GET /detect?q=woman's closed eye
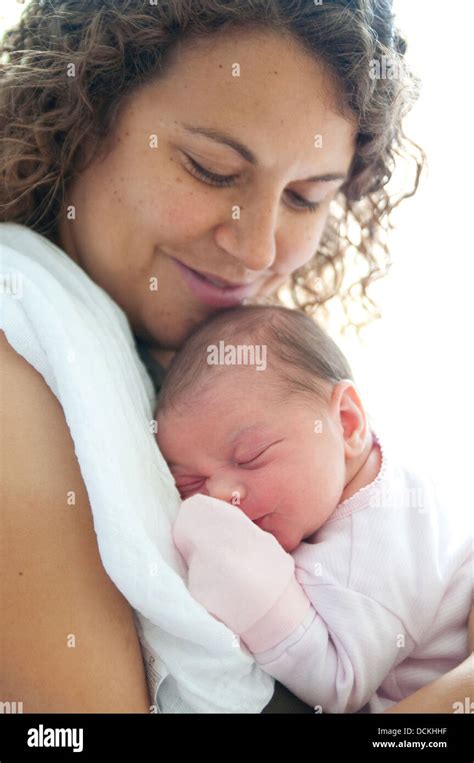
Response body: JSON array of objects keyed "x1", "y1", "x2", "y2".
[
  {"x1": 182, "y1": 153, "x2": 237, "y2": 188},
  {"x1": 181, "y1": 153, "x2": 322, "y2": 213}
]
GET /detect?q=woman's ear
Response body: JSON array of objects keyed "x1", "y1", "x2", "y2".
[{"x1": 329, "y1": 380, "x2": 368, "y2": 459}]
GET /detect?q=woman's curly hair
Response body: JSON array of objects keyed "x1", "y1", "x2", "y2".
[{"x1": 0, "y1": 0, "x2": 425, "y2": 329}]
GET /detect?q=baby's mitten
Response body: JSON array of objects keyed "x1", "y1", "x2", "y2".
[{"x1": 172, "y1": 494, "x2": 310, "y2": 651}]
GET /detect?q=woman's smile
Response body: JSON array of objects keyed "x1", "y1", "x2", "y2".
[{"x1": 171, "y1": 257, "x2": 257, "y2": 308}]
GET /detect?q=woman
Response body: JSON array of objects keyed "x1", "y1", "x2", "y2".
[{"x1": 1, "y1": 0, "x2": 471, "y2": 713}]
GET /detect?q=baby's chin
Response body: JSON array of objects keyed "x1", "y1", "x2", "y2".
[
  {"x1": 257, "y1": 516, "x2": 303, "y2": 553},
  {"x1": 279, "y1": 536, "x2": 301, "y2": 553}
]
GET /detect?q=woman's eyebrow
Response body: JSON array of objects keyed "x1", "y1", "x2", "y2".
[{"x1": 180, "y1": 122, "x2": 347, "y2": 183}]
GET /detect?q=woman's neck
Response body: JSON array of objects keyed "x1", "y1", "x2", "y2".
[{"x1": 147, "y1": 347, "x2": 176, "y2": 369}]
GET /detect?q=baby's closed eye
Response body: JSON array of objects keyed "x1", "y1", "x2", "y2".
[
  {"x1": 173, "y1": 476, "x2": 206, "y2": 499},
  {"x1": 235, "y1": 439, "x2": 285, "y2": 468}
]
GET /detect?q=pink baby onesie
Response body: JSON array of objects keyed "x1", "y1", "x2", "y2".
[{"x1": 172, "y1": 431, "x2": 472, "y2": 713}]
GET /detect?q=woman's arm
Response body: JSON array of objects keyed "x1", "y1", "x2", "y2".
[
  {"x1": 0, "y1": 332, "x2": 150, "y2": 712},
  {"x1": 384, "y1": 607, "x2": 474, "y2": 714},
  {"x1": 384, "y1": 655, "x2": 473, "y2": 714}
]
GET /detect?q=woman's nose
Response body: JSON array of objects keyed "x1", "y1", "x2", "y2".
[
  {"x1": 214, "y1": 194, "x2": 279, "y2": 272},
  {"x1": 205, "y1": 475, "x2": 247, "y2": 507}
]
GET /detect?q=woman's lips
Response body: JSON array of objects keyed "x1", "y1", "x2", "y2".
[{"x1": 171, "y1": 258, "x2": 256, "y2": 308}]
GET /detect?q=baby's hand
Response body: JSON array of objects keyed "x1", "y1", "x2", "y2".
[{"x1": 172, "y1": 494, "x2": 299, "y2": 638}]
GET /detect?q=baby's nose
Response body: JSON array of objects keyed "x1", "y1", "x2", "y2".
[{"x1": 205, "y1": 476, "x2": 247, "y2": 507}]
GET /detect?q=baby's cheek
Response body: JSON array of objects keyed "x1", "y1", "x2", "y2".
[{"x1": 251, "y1": 470, "x2": 282, "y2": 512}]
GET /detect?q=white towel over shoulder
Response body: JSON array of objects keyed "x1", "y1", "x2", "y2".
[{"x1": 0, "y1": 223, "x2": 273, "y2": 714}]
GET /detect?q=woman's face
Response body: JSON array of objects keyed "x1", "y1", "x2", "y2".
[{"x1": 58, "y1": 29, "x2": 356, "y2": 351}]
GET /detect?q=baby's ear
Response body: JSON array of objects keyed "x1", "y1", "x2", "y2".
[{"x1": 333, "y1": 381, "x2": 368, "y2": 458}]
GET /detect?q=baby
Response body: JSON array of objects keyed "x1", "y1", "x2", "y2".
[{"x1": 154, "y1": 305, "x2": 471, "y2": 714}]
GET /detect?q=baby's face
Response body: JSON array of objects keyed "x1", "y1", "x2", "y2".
[{"x1": 156, "y1": 368, "x2": 350, "y2": 553}]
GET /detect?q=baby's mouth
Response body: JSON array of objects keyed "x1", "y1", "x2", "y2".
[{"x1": 253, "y1": 513, "x2": 271, "y2": 528}]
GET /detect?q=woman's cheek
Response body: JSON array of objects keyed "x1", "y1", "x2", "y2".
[
  {"x1": 157, "y1": 187, "x2": 217, "y2": 240},
  {"x1": 305, "y1": 206, "x2": 332, "y2": 250},
  {"x1": 277, "y1": 208, "x2": 330, "y2": 274}
]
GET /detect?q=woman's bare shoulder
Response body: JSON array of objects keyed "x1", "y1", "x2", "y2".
[{"x1": 0, "y1": 331, "x2": 150, "y2": 712}]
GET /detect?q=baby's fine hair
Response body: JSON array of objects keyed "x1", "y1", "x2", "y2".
[{"x1": 156, "y1": 305, "x2": 354, "y2": 414}]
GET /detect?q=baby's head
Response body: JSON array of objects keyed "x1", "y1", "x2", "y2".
[{"x1": 155, "y1": 305, "x2": 374, "y2": 552}]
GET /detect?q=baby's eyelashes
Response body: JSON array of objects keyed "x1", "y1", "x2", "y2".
[{"x1": 174, "y1": 477, "x2": 206, "y2": 498}]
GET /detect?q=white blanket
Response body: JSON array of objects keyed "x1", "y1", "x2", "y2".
[{"x1": 0, "y1": 222, "x2": 273, "y2": 713}]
